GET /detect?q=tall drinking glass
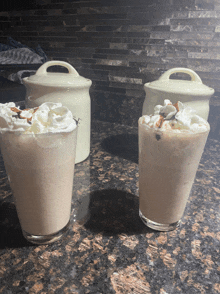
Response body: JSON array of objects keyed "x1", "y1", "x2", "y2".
[
  {"x1": 1, "y1": 125, "x2": 77, "y2": 244},
  {"x1": 138, "y1": 118, "x2": 209, "y2": 231}
]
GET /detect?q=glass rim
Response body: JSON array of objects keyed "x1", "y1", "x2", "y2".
[
  {"x1": 0, "y1": 119, "x2": 78, "y2": 137},
  {"x1": 138, "y1": 120, "x2": 210, "y2": 135}
]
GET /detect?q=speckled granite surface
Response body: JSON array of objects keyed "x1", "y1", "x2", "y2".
[{"x1": 0, "y1": 119, "x2": 220, "y2": 294}]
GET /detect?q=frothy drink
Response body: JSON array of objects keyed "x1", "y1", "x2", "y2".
[
  {"x1": 0, "y1": 102, "x2": 77, "y2": 244},
  {"x1": 138, "y1": 100, "x2": 210, "y2": 231}
]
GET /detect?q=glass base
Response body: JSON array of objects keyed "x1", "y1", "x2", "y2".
[
  {"x1": 22, "y1": 220, "x2": 70, "y2": 245},
  {"x1": 139, "y1": 209, "x2": 180, "y2": 232}
]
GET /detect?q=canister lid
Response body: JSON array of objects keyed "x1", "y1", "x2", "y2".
[
  {"x1": 145, "y1": 68, "x2": 214, "y2": 96},
  {"x1": 23, "y1": 61, "x2": 92, "y2": 88}
]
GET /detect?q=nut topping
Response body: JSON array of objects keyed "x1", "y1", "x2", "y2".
[{"x1": 10, "y1": 107, "x2": 39, "y2": 124}]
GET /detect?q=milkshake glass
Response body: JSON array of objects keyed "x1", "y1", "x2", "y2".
[
  {"x1": 138, "y1": 100, "x2": 210, "y2": 231},
  {"x1": 0, "y1": 102, "x2": 77, "y2": 244}
]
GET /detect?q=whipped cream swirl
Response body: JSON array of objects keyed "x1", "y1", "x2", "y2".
[
  {"x1": 0, "y1": 102, "x2": 77, "y2": 134},
  {"x1": 140, "y1": 99, "x2": 210, "y2": 133}
]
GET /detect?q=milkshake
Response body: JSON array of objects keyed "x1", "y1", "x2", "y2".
[
  {"x1": 0, "y1": 102, "x2": 77, "y2": 244},
  {"x1": 138, "y1": 99, "x2": 210, "y2": 231}
]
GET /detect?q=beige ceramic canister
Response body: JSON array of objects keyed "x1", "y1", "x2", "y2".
[
  {"x1": 23, "y1": 60, "x2": 92, "y2": 164},
  {"x1": 142, "y1": 67, "x2": 214, "y2": 120}
]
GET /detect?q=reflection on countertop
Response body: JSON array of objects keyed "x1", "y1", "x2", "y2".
[{"x1": 0, "y1": 119, "x2": 220, "y2": 294}]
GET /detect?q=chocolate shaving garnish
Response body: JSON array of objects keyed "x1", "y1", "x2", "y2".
[
  {"x1": 10, "y1": 107, "x2": 20, "y2": 113},
  {"x1": 10, "y1": 106, "x2": 37, "y2": 125},
  {"x1": 155, "y1": 115, "x2": 165, "y2": 128},
  {"x1": 173, "y1": 102, "x2": 179, "y2": 112},
  {"x1": 27, "y1": 117, "x2": 32, "y2": 124},
  {"x1": 155, "y1": 134, "x2": 161, "y2": 141}
]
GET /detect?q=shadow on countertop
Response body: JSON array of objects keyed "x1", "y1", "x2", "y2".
[
  {"x1": 101, "y1": 133, "x2": 138, "y2": 164},
  {"x1": 0, "y1": 201, "x2": 32, "y2": 249},
  {"x1": 84, "y1": 189, "x2": 150, "y2": 235}
]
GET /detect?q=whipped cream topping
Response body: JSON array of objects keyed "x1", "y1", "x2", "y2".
[
  {"x1": 0, "y1": 102, "x2": 77, "y2": 134},
  {"x1": 140, "y1": 99, "x2": 210, "y2": 133}
]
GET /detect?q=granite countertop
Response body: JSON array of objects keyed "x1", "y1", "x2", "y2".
[{"x1": 0, "y1": 119, "x2": 220, "y2": 294}]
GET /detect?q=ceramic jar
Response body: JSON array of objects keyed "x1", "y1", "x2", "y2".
[
  {"x1": 23, "y1": 60, "x2": 92, "y2": 164},
  {"x1": 142, "y1": 67, "x2": 214, "y2": 120}
]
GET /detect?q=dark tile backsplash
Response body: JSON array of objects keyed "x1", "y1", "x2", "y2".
[{"x1": 0, "y1": 0, "x2": 219, "y2": 138}]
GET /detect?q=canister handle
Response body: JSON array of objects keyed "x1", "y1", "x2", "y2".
[
  {"x1": 35, "y1": 61, "x2": 79, "y2": 76},
  {"x1": 158, "y1": 68, "x2": 203, "y2": 84}
]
